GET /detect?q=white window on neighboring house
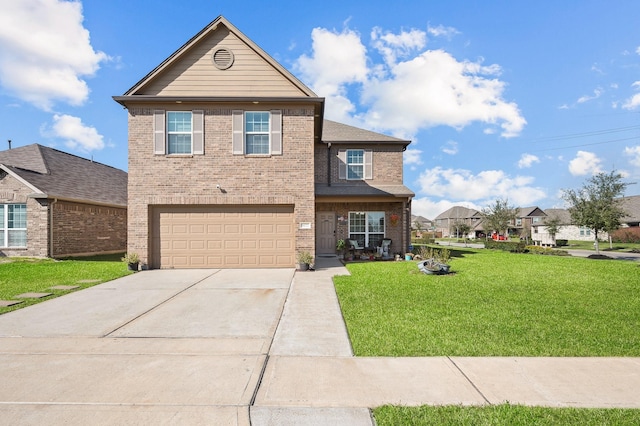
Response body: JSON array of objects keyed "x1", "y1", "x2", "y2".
[
  {"x1": 152, "y1": 110, "x2": 204, "y2": 155},
  {"x1": 0, "y1": 204, "x2": 27, "y2": 247},
  {"x1": 349, "y1": 211, "x2": 385, "y2": 248},
  {"x1": 338, "y1": 149, "x2": 373, "y2": 180},
  {"x1": 516, "y1": 218, "x2": 522, "y2": 226},
  {"x1": 232, "y1": 110, "x2": 282, "y2": 156},
  {"x1": 580, "y1": 226, "x2": 591, "y2": 236}
]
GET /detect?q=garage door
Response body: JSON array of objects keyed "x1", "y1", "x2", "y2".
[{"x1": 151, "y1": 205, "x2": 295, "y2": 269}]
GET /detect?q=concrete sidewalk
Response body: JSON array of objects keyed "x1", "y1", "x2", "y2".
[{"x1": 0, "y1": 259, "x2": 639, "y2": 425}]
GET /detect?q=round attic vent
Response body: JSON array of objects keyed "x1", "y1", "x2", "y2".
[{"x1": 212, "y1": 48, "x2": 234, "y2": 70}]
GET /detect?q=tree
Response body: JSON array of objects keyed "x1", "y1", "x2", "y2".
[
  {"x1": 561, "y1": 171, "x2": 628, "y2": 254},
  {"x1": 481, "y1": 198, "x2": 518, "y2": 238},
  {"x1": 544, "y1": 215, "x2": 562, "y2": 246}
]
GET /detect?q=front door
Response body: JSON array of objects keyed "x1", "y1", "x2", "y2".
[{"x1": 316, "y1": 212, "x2": 336, "y2": 255}]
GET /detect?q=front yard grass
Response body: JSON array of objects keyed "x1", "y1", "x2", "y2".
[
  {"x1": 374, "y1": 404, "x2": 640, "y2": 425},
  {"x1": 0, "y1": 254, "x2": 132, "y2": 315},
  {"x1": 334, "y1": 249, "x2": 640, "y2": 357}
]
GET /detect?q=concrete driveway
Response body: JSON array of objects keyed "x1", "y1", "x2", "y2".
[{"x1": 0, "y1": 269, "x2": 294, "y2": 425}]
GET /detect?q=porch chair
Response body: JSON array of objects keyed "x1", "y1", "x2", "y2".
[
  {"x1": 348, "y1": 239, "x2": 365, "y2": 256},
  {"x1": 380, "y1": 238, "x2": 392, "y2": 258}
]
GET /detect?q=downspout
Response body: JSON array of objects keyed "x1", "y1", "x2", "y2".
[
  {"x1": 49, "y1": 198, "x2": 57, "y2": 258},
  {"x1": 327, "y1": 142, "x2": 332, "y2": 186}
]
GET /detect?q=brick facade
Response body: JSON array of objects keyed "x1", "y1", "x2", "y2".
[
  {"x1": 314, "y1": 144, "x2": 405, "y2": 184},
  {"x1": 0, "y1": 172, "x2": 126, "y2": 258},
  {"x1": 127, "y1": 103, "x2": 316, "y2": 267}
]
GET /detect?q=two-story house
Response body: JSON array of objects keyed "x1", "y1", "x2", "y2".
[{"x1": 114, "y1": 16, "x2": 413, "y2": 269}]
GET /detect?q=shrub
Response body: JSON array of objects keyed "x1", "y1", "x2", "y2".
[
  {"x1": 485, "y1": 240, "x2": 527, "y2": 253},
  {"x1": 525, "y1": 246, "x2": 570, "y2": 256},
  {"x1": 555, "y1": 239, "x2": 568, "y2": 247}
]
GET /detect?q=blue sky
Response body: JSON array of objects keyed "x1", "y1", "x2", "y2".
[{"x1": 1, "y1": 0, "x2": 639, "y2": 219}]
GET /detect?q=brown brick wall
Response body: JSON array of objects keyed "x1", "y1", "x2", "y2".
[
  {"x1": 314, "y1": 144, "x2": 405, "y2": 184},
  {"x1": 127, "y1": 102, "x2": 316, "y2": 267},
  {"x1": 0, "y1": 173, "x2": 49, "y2": 257},
  {"x1": 0, "y1": 173, "x2": 126, "y2": 258},
  {"x1": 316, "y1": 201, "x2": 409, "y2": 255},
  {"x1": 52, "y1": 201, "x2": 127, "y2": 257}
]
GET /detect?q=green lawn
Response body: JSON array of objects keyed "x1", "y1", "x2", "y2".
[
  {"x1": 374, "y1": 404, "x2": 640, "y2": 425},
  {"x1": 334, "y1": 249, "x2": 640, "y2": 356},
  {"x1": 0, "y1": 254, "x2": 132, "y2": 315}
]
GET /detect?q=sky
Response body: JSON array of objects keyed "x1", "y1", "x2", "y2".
[{"x1": 1, "y1": 0, "x2": 639, "y2": 220}]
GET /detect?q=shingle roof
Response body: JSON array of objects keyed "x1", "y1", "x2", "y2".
[
  {"x1": 434, "y1": 206, "x2": 480, "y2": 220},
  {"x1": 620, "y1": 195, "x2": 640, "y2": 223},
  {"x1": 315, "y1": 183, "x2": 414, "y2": 198},
  {"x1": 322, "y1": 120, "x2": 410, "y2": 145},
  {"x1": 540, "y1": 208, "x2": 572, "y2": 225},
  {"x1": 0, "y1": 144, "x2": 127, "y2": 207}
]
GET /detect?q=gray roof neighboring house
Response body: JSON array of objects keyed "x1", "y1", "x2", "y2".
[
  {"x1": 539, "y1": 209, "x2": 572, "y2": 225},
  {"x1": 620, "y1": 195, "x2": 640, "y2": 224},
  {"x1": 0, "y1": 144, "x2": 127, "y2": 207},
  {"x1": 434, "y1": 206, "x2": 480, "y2": 220}
]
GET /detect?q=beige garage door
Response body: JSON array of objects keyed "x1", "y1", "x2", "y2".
[{"x1": 151, "y1": 205, "x2": 295, "y2": 269}]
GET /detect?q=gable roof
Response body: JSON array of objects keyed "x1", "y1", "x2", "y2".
[
  {"x1": 517, "y1": 206, "x2": 546, "y2": 218},
  {"x1": 540, "y1": 208, "x2": 572, "y2": 225},
  {"x1": 435, "y1": 206, "x2": 480, "y2": 220},
  {"x1": 118, "y1": 16, "x2": 318, "y2": 99},
  {"x1": 322, "y1": 120, "x2": 410, "y2": 147},
  {"x1": 620, "y1": 195, "x2": 640, "y2": 223},
  {"x1": 0, "y1": 144, "x2": 127, "y2": 207}
]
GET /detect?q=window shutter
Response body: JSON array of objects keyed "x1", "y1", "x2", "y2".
[
  {"x1": 270, "y1": 110, "x2": 282, "y2": 155},
  {"x1": 153, "y1": 110, "x2": 165, "y2": 154},
  {"x1": 338, "y1": 150, "x2": 347, "y2": 179},
  {"x1": 232, "y1": 110, "x2": 244, "y2": 155},
  {"x1": 192, "y1": 110, "x2": 204, "y2": 155},
  {"x1": 364, "y1": 150, "x2": 373, "y2": 179}
]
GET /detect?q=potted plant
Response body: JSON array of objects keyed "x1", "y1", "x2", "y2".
[
  {"x1": 121, "y1": 252, "x2": 140, "y2": 271},
  {"x1": 336, "y1": 239, "x2": 346, "y2": 259},
  {"x1": 296, "y1": 251, "x2": 313, "y2": 271}
]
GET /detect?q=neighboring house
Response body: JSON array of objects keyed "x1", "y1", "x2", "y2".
[
  {"x1": 411, "y1": 215, "x2": 433, "y2": 232},
  {"x1": 533, "y1": 197, "x2": 640, "y2": 246},
  {"x1": 0, "y1": 144, "x2": 127, "y2": 258},
  {"x1": 113, "y1": 16, "x2": 414, "y2": 269},
  {"x1": 511, "y1": 206, "x2": 546, "y2": 239},
  {"x1": 434, "y1": 206, "x2": 483, "y2": 238},
  {"x1": 532, "y1": 208, "x2": 601, "y2": 246}
]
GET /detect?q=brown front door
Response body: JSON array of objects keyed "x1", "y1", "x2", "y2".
[{"x1": 315, "y1": 212, "x2": 335, "y2": 255}]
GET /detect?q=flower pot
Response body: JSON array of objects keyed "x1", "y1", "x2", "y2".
[
  {"x1": 297, "y1": 263, "x2": 309, "y2": 271},
  {"x1": 127, "y1": 262, "x2": 139, "y2": 271}
]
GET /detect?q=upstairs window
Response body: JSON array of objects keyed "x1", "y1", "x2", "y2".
[
  {"x1": 167, "y1": 112, "x2": 192, "y2": 154},
  {"x1": 232, "y1": 110, "x2": 282, "y2": 156},
  {"x1": 0, "y1": 204, "x2": 27, "y2": 247},
  {"x1": 153, "y1": 110, "x2": 204, "y2": 155},
  {"x1": 338, "y1": 149, "x2": 373, "y2": 180},
  {"x1": 245, "y1": 112, "x2": 270, "y2": 154},
  {"x1": 347, "y1": 150, "x2": 364, "y2": 179}
]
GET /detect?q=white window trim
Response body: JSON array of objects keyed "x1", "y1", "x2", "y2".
[
  {"x1": 348, "y1": 211, "x2": 385, "y2": 247},
  {"x1": 167, "y1": 111, "x2": 193, "y2": 155},
  {"x1": 232, "y1": 110, "x2": 282, "y2": 156},
  {"x1": 338, "y1": 149, "x2": 373, "y2": 180},
  {"x1": 0, "y1": 204, "x2": 27, "y2": 248},
  {"x1": 153, "y1": 110, "x2": 204, "y2": 156},
  {"x1": 244, "y1": 111, "x2": 271, "y2": 155}
]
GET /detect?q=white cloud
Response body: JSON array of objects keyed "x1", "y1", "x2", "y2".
[
  {"x1": 622, "y1": 81, "x2": 640, "y2": 110},
  {"x1": 568, "y1": 151, "x2": 603, "y2": 176},
  {"x1": 518, "y1": 153, "x2": 540, "y2": 169},
  {"x1": 47, "y1": 114, "x2": 104, "y2": 151},
  {"x1": 0, "y1": 0, "x2": 109, "y2": 110},
  {"x1": 403, "y1": 148, "x2": 423, "y2": 167},
  {"x1": 441, "y1": 140, "x2": 458, "y2": 155},
  {"x1": 426, "y1": 24, "x2": 460, "y2": 39},
  {"x1": 295, "y1": 26, "x2": 526, "y2": 139},
  {"x1": 371, "y1": 27, "x2": 426, "y2": 65},
  {"x1": 624, "y1": 145, "x2": 640, "y2": 167},
  {"x1": 577, "y1": 87, "x2": 603, "y2": 104},
  {"x1": 361, "y1": 49, "x2": 526, "y2": 138},
  {"x1": 295, "y1": 27, "x2": 368, "y2": 122},
  {"x1": 636, "y1": 46, "x2": 640, "y2": 55},
  {"x1": 416, "y1": 167, "x2": 546, "y2": 206}
]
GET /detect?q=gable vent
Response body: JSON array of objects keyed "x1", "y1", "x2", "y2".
[{"x1": 212, "y1": 48, "x2": 234, "y2": 70}]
